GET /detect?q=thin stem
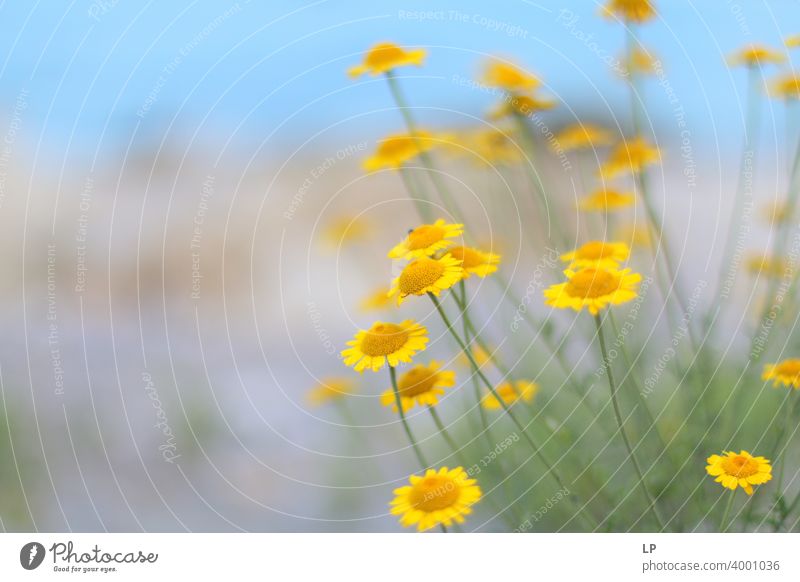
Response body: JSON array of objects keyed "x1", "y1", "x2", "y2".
[
  {"x1": 719, "y1": 489, "x2": 736, "y2": 533},
  {"x1": 428, "y1": 407, "x2": 467, "y2": 467},
  {"x1": 595, "y1": 314, "x2": 665, "y2": 530},
  {"x1": 398, "y1": 167, "x2": 433, "y2": 222},
  {"x1": 389, "y1": 366, "x2": 429, "y2": 471}
]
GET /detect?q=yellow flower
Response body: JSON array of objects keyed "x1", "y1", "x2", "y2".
[
  {"x1": 461, "y1": 127, "x2": 522, "y2": 166},
  {"x1": 389, "y1": 254, "x2": 464, "y2": 304},
  {"x1": 601, "y1": 0, "x2": 656, "y2": 23},
  {"x1": 481, "y1": 59, "x2": 540, "y2": 93},
  {"x1": 616, "y1": 221, "x2": 652, "y2": 248},
  {"x1": 706, "y1": 450, "x2": 772, "y2": 496},
  {"x1": 745, "y1": 253, "x2": 788, "y2": 278},
  {"x1": 321, "y1": 215, "x2": 373, "y2": 248},
  {"x1": 380, "y1": 361, "x2": 456, "y2": 412},
  {"x1": 545, "y1": 267, "x2": 642, "y2": 315},
  {"x1": 490, "y1": 93, "x2": 556, "y2": 119},
  {"x1": 600, "y1": 137, "x2": 660, "y2": 179},
  {"x1": 306, "y1": 377, "x2": 355, "y2": 407},
  {"x1": 342, "y1": 320, "x2": 428, "y2": 372},
  {"x1": 363, "y1": 131, "x2": 437, "y2": 171},
  {"x1": 390, "y1": 466, "x2": 482, "y2": 531},
  {"x1": 348, "y1": 42, "x2": 426, "y2": 78},
  {"x1": 727, "y1": 44, "x2": 785, "y2": 68},
  {"x1": 554, "y1": 123, "x2": 613, "y2": 152},
  {"x1": 458, "y1": 344, "x2": 493, "y2": 368},
  {"x1": 359, "y1": 285, "x2": 395, "y2": 312},
  {"x1": 762, "y1": 359, "x2": 800, "y2": 389},
  {"x1": 448, "y1": 246, "x2": 500, "y2": 278},
  {"x1": 482, "y1": 380, "x2": 538, "y2": 410},
  {"x1": 561, "y1": 241, "x2": 630, "y2": 269},
  {"x1": 761, "y1": 200, "x2": 791, "y2": 225},
  {"x1": 770, "y1": 73, "x2": 800, "y2": 100},
  {"x1": 621, "y1": 47, "x2": 659, "y2": 75},
  {"x1": 787, "y1": 35, "x2": 800, "y2": 49},
  {"x1": 579, "y1": 188, "x2": 635, "y2": 211},
  {"x1": 388, "y1": 218, "x2": 463, "y2": 259}
]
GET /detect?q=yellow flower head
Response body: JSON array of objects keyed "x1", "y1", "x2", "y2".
[
  {"x1": 389, "y1": 254, "x2": 464, "y2": 304},
  {"x1": 481, "y1": 59, "x2": 540, "y2": 93},
  {"x1": 482, "y1": 380, "x2": 538, "y2": 410},
  {"x1": 388, "y1": 219, "x2": 463, "y2": 259},
  {"x1": 786, "y1": 35, "x2": 800, "y2": 49},
  {"x1": 348, "y1": 42, "x2": 426, "y2": 78},
  {"x1": 342, "y1": 320, "x2": 428, "y2": 372},
  {"x1": 616, "y1": 221, "x2": 652, "y2": 248},
  {"x1": 601, "y1": 0, "x2": 656, "y2": 23},
  {"x1": 622, "y1": 47, "x2": 660, "y2": 76},
  {"x1": 380, "y1": 361, "x2": 456, "y2": 412},
  {"x1": 761, "y1": 200, "x2": 791, "y2": 225},
  {"x1": 600, "y1": 137, "x2": 660, "y2": 179},
  {"x1": 762, "y1": 359, "x2": 800, "y2": 389},
  {"x1": 770, "y1": 73, "x2": 800, "y2": 100},
  {"x1": 490, "y1": 94, "x2": 556, "y2": 119},
  {"x1": 359, "y1": 285, "x2": 395, "y2": 312},
  {"x1": 545, "y1": 267, "x2": 642, "y2": 315},
  {"x1": 561, "y1": 241, "x2": 630, "y2": 269},
  {"x1": 321, "y1": 215, "x2": 373, "y2": 248},
  {"x1": 579, "y1": 188, "x2": 635, "y2": 212},
  {"x1": 745, "y1": 253, "x2": 788, "y2": 278},
  {"x1": 458, "y1": 344, "x2": 493, "y2": 368},
  {"x1": 727, "y1": 44, "x2": 785, "y2": 68},
  {"x1": 447, "y1": 246, "x2": 501, "y2": 279},
  {"x1": 461, "y1": 127, "x2": 522, "y2": 166},
  {"x1": 554, "y1": 123, "x2": 614, "y2": 152},
  {"x1": 706, "y1": 450, "x2": 772, "y2": 496},
  {"x1": 364, "y1": 131, "x2": 437, "y2": 171},
  {"x1": 306, "y1": 377, "x2": 355, "y2": 407},
  {"x1": 390, "y1": 466, "x2": 482, "y2": 531}
]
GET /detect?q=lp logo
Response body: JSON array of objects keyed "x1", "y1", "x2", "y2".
[{"x1": 20, "y1": 542, "x2": 46, "y2": 570}]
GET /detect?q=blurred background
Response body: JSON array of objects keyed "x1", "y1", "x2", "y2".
[{"x1": 0, "y1": 0, "x2": 798, "y2": 531}]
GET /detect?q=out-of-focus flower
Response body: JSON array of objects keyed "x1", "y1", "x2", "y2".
[
  {"x1": 786, "y1": 35, "x2": 800, "y2": 49},
  {"x1": 727, "y1": 44, "x2": 785, "y2": 68},
  {"x1": 458, "y1": 344, "x2": 493, "y2": 368},
  {"x1": 621, "y1": 47, "x2": 660, "y2": 76},
  {"x1": 460, "y1": 127, "x2": 522, "y2": 166},
  {"x1": 390, "y1": 466, "x2": 482, "y2": 531},
  {"x1": 388, "y1": 219, "x2": 463, "y2": 259},
  {"x1": 600, "y1": 137, "x2": 660, "y2": 178},
  {"x1": 448, "y1": 246, "x2": 501, "y2": 279},
  {"x1": 561, "y1": 241, "x2": 630, "y2": 269},
  {"x1": 482, "y1": 380, "x2": 538, "y2": 410},
  {"x1": 554, "y1": 123, "x2": 614, "y2": 152},
  {"x1": 745, "y1": 253, "x2": 788, "y2": 278},
  {"x1": 769, "y1": 73, "x2": 800, "y2": 100},
  {"x1": 306, "y1": 377, "x2": 356, "y2": 407},
  {"x1": 616, "y1": 221, "x2": 652, "y2": 248},
  {"x1": 579, "y1": 188, "x2": 635, "y2": 212},
  {"x1": 545, "y1": 267, "x2": 642, "y2": 315},
  {"x1": 363, "y1": 131, "x2": 438, "y2": 171},
  {"x1": 481, "y1": 59, "x2": 540, "y2": 93},
  {"x1": 380, "y1": 361, "x2": 456, "y2": 412},
  {"x1": 321, "y1": 215, "x2": 374, "y2": 248},
  {"x1": 601, "y1": 0, "x2": 657, "y2": 24},
  {"x1": 706, "y1": 450, "x2": 772, "y2": 496},
  {"x1": 762, "y1": 359, "x2": 800, "y2": 389},
  {"x1": 359, "y1": 285, "x2": 395, "y2": 312},
  {"x1": 490, "y1": 93, "x2": 556, "y2": 119},
  {"x1": 389, "y1": 254, "x2": 464, "y2": 304},
  {"x1": 348, "y1": 42, "x2": 426, "y2": 78},
  {"x1": 341, "y1": 320, "x2": 428, "y2": 372},
  {"x1": 761, "y1": 200, "x2": 791, "y2": 225}
]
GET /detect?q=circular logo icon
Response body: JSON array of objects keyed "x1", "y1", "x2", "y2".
[{"x1": 20, "y1": 542, "x2": 46, "y2": 570}]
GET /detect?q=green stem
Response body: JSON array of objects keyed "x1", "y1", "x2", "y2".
[
  {"x1": 389, "y1": 366, "x2": 429, "y2": 471},
  {"x1": 719, "y1": 489, "x2": 736, "y2": 533},
  {"x1": 398, "y1": 167, "x2": 433, "y2": 222}
]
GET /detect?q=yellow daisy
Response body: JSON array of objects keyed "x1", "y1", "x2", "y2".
[
  {"x1": 561, "y1": 241, "x2": 630, "y2": 269},
  {"x1": 389, "y1": 254, "x2": 464, "y2": 304},
  {"x1": 727, "y1": 44, "x2": 785, "y2": 68},
  {"x1": 380, "y1": 361, "x2": 456, "y2": 412},
  {"x1": 447, "y1": 246, "x2": 500, "y2": 279},
  {"x1": 621, "y1": 47, "x2": 660, "y2": 76},
  {"x1": 786, "y1": 35, "x2": 800, "y2": 49},
  {"x1": 761, "y1": 200, "x2": 791, "y2": 225},
  {"x1": 341, "y1": 320, "x2": 428, "y2": 372},
  {"x1": 745, "y1": 253, "x2": 788, "y2": 278},
  {"x1": 321, "y1": 215, "x2": 373, "y2": 248},
  {"x1": 482, "y1": 380, "x2": 538, "y2": 410},
  {"x1": 544, "y1": 267, "x2": 642, "y2": 315},
  {"x1": 460, "y1": 127, "x2": 522, "y2": 166},
  {"x1": 601, "y1": 0, "x2": 657, "y2": 23},
  {"x1": 458, "y1": 344, "x2": 493, "y2": 368},
  {"x1": 388, "y1": 219, "x2": 463, "y2": 259},
  {"x1": 762, "y1": 359, "x2": 800, "y2": 389},
  {"x1": 481, "y1": 59, "x2": 540, "y2": 93},
  {"x1": 363, "y1": 131, "x2": 437, "y2": 171},
  {"x1": 616, "y1": 221, "x2": 652, "y2": 248},
  {"x1": 390, "y1": 466, "x2": 482, "y2": 531},
  {"x1": 348, "y1": 42, "x2": 426, "y2": 78},
  {"x1": 306, "y1": 377, "x2": 355, "y2": 407},
  {"x1": 769, "y1": 73, "x2": 800, "y2": 100},
  {"x1": 359, "y1": 285, "x2": 395, "y2": 312},
  {"x1": 600, "y1": 137, "x2": 660, "y2": 179},
  {"x1": 579, "y1": 188, "x2": 635, "y2": 211},
  {"x1": 490, "y1": 93, "x2": 556, "y2": 119},
  {"x1": 706, "y1": 450, "x2": 772, "y2": 496},
  {"x1": 554, "y1": 123, "x2": 614, "y2": 152}
]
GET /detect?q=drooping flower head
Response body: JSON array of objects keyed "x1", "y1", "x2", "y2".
[
  {"x1": 545, "y1": 267, "x2": 641, "y2": 315},
  {"x1": 770, "y1": 73, "x2": 800, "y2": 101},
  {"x1": 388, "y1": 218, "x2": 463, "y2": 259},
  {"x1": 561, "y1": 241, "x2": 630, "y2": 269},
  {"x1": 706, "y1": 450, "x2": 772, "y2": 496},
  {"x1": 348, "y1": 42, "x2": 426, "y2": 78},
  {"x1": 601, "y1": 0, "x2": 657, "y2": 24},
  {"x1": 364, "y1": 131, "x2": 438, "y2": 171},
  {"x1": 389, "y1": 254, "x2": 464, "y2": 304},
  {"x1": 306, "y1": 377, "x2": 356, "y2": 407},
  {"x1": 600, "y1": 137, "x2": 660, "y2": 178},
  {"x1": 390, "y1": 466, "x2": 482, "y2": 531},
  {"x1": 762, "y1": 359, "x2": 800, "y2": 389},
  {"x1": 481, "y1": 59, "x2": 540, "y2": 93},
  {"x1": 359, "y1": 285, "x2": 395, "y2": 312},
  {"x1": 482, "y1": 380, "x2": 538, "y2": 410},
  {"x1": 579, "y1": 188, "x2": 635, "y2": 212},
  {"x1": 380, "y1": 361, "x2": 456, "y2": 412},
  {"x1": 447, "y1": 246, "x2": 501, "y2": 279},
  {"x1": 727, "y1": 44, "x2": 786, "y2": 68},
  {"x1": 342, "y1": 320, "x2": 428, "y2": 372},
  {"x1": 554, "y1": 123, "x2": 613, "y2": 152}
]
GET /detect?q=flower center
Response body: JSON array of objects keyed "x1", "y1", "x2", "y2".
[
  {"x1": 407, "y1": 225, "x2": 445, "y2": 250},
  {"x1": 398, "y1": 258, "x2": 445, "y2": 295},
  {"x1": 577, "y1": 242, "x2": 614, "y2": 260},
  {"x1": 721, "y1": 455, "x2": 759, "y2": 478},
  {"x1": 410, "y1": 476, "x2": 461, "y2": 512},
  {"x1": 565, "y1": 269, "x2": 621, "y2": 299},
  {"x1": 365, "y1": 43, "x2": 405, "y2": 67},
  {"x1": 449, "y1": 246, "x2": 482, "y2": 269},
  {"x1": 398, "y1": 369, "x2": 439, "y2": 397},
  {"x1": 360, "y1": 323, "x2": 410, "y2": 356},
  {"x1": 775, "y1": 360, "x2": 800, "y2": 378}
]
